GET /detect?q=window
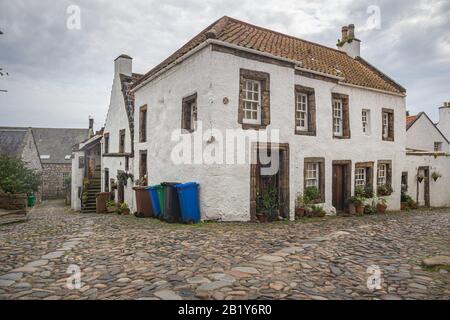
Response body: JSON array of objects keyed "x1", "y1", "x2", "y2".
[
  {"x1": 181, "y1": 94, "x2": 198, "y2": 133},
  {"x1": 355, "y1": 168, "x2": 366, "y2": 187},
  {"x1": 295, "y1": 86, "x2": 316, "y2": 136},
  {"x1": 119, "y1": 129, "x2": 125, "y2": 154},
  {"x1": 304, "y1": 158, "x2": 325, "y2": 202},
  {"x1": 401, "y1": 172, "x2": 408, "y2": 193},
  {"x1": 40, "y1": 155, "x2": 50, "y2": 160},
  {"x1": 243, "y1": 79, "x2": 261, "y2": 124},
  {"x1": 78, "y1": 156, "x2": 85, "y2": 169},
  {"x1": 125, "y1": 156, "x2": 129, "y2": 172},
  {"x1": 62, "y1": 172, "x2": 70, "y2": 187},
  {"x1": 378, "y1": 164, "x2": 387, "y2": 186},
  {"x1": 305, "y1": 163, "x2": 319, "y2": 188},
  {"x1": 139, "y1": 150, "x2": 147, "y2": 181},
  {"x1": 434, "y1": 142, "x2": 443, "y2": 152},
  {"x1": 239, "y1": 69, "x2": 270, "y2": 129},
  {"x1": 104, "y1": 133, "x2": 109, "y2": 154},
  {"x1": 333, "y1": 99, "x2": 343, "y2": 137},
  {"x1": 362, "y1": 109, "x2": 371, "y2": 135},
  {"x1": 139, "y1": 105, "x2": 147, "y2": 142},
  {"x1": 104, "y1": 168, "x2": 109, "y2": 192},
  {"x1": 296, "y1": 93, "x2": 308, "y2": 131},
  {"x1": 332, "y1": 93, "x2": 350, "y2": 139},
  {"x1": 65, "y1": 155, "x2": 71, "y2": 160},
  {"x1": 382, "y1": 109, "x2": 395, "y2": 141}
]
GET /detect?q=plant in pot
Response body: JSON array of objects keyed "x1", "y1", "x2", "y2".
[
  {"x1": 377, "y1": 184, "x2": 393, "y2": 197},
  {"x1": 256, "y1": 187, "x2": 279, "y2": 223},
  {"x1": 118, "y1": 202, "x2": 130, "y2": 216},
  {"x1": 349, "y1": 196, "x2": 365, "y2": 215},
  {"x1": 431, "y1": 171, "x2": 442, "y2": 182},
  {"x1": 295, "y1": 192, "x2": 306, "y2": 218},
  {"x1": 310, "y1": 205, "x2": 326, "y2": 218},
  {"x1": 376, "y1": 197, "x2": 388, "y2": 214},
  {"x1": 364, "y1": 204, "x2": 376, "y2": 215},
  {"x1": 401, "y1": 192, "x2": 413, "y2": 210},
  {"x1": 106, "y1": 200, "x2": 117, "y2": 214},
  {"x1": 364, "y1": 185, "x2": 374, "y2": 199}
]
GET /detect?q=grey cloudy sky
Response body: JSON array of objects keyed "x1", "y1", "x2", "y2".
[{"x1": 0, "y1": 0, "x2": 449, "y2": 130}]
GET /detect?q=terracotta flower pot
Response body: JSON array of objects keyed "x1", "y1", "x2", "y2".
[
  {"x1": 401, "y1": 203, "x2": 407, "y2": 211},
  {"x1": 122, "y1": 209, "x2": 130, "y2": 216},
  {"x1": 356, "y1": 205, "x2": 365, "y2": 215},
  {"x1": 377, "y1": 204, "x2": 387, "y2": 214},
  {"x1": 256, "y1": 213, "x2": 269, "y2": 223},
  {"x1": 295, "y1": 207, "x2": 305, "y2": 218}
]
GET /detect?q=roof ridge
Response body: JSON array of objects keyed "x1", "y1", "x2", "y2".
[{"x1": 225, "y1": 16, "x2": 347, "y2": 55}]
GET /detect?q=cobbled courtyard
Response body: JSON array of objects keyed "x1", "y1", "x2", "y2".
[{"x1": 0, "y1": 200, "x2": 449, "y2": 300}]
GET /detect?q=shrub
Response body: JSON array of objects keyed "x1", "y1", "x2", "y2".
[
  {"x1": 0, "y1": 155, "x2": 41, "y2": 194},
  {"x1": 304, "y1": 186, "x2": 320, "y2": 203}
]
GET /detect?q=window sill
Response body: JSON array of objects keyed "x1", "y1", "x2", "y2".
[
  {"x1": 295, "y1": 130, "x2": 316, "y2": 136},
  {"x1": 241, "y1": 123, "x2": 267, "y2": 130},
  {"x1": 333, "y1": 135, "x2": 350, "y2": 140}
]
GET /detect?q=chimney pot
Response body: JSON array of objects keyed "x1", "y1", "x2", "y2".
[
  {"x1": 348, "y1": 24, "x2": 355, "y2": 38},
  {"x1": 341, "y1": 26, "x2": 349, "y2": 41}
]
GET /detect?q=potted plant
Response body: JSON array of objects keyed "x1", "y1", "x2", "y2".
[
  {"x1": 295, "y1": 192, "x2": 306, "y2": 218},
  {"x1": 349, "y1": 196, "x2": 365, "y2": 215},
  {"x1": 256, "y1": 187, "x2": 279, "y2": 223},
  {"x1": 431, "y1": 171, "x2": 442, "y2": 182},
  {"x1": 364, "y1": 204, "x2": 376, "y2": 215},
  {"x1": 364, "y1": 185, "x2": 374, "y2": 198},
  {"x1": 106, "y1": 200, "x2": 116, "y2": 214},
  {"x1": 310, "y1": 205, "x2": 326, "y2": 218},
  {"x1": 118, "y1": 202, "x2": 130, "y2": 216},
  {"x1": 117, "y1": 172, "x2": 134, "y2": 187},
  {"x1": 304, "y1": 186, "x2": 320, "y2": 204},
  {"x1": 376, "y1": 197, "x2": 388, "y2": 214},
  {"x1": 378, "y1": 184, "x2": 393, "y2": 196},
  {"x1": 401, "y1": 192, "x2": 414, "y2": 210}
]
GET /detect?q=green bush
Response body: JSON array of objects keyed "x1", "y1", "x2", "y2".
[{"x1": 0, "y1": 155, "x2": 41, "y2": 195}]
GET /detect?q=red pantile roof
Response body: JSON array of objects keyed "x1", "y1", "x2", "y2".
[
  {"x1": 133, "y1": 16, "x2": 405, "y2": 94},
  {"x1": 406, "y1": 115, "x2": 418, "y2": 130}
]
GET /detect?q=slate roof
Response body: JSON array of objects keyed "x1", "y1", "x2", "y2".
[
  {"x1": 0, "y1": 127, "x2": 89, "y2": 164},
  {"x1": 0, "y1": 128, "x2": 28, "y2": 157},
  {"x1": 133, "y1": 16, "x2": 405, "y2": 94}
]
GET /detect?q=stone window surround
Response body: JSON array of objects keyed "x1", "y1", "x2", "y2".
[
  {"x1": 382, "y1": 108, "x2": 395, "y2": 142},
  {"x1": 355, "y1": 162, "x2": 374, "y2": 190},
  {"x1": 304, "y1": 157, "x2": 325, "y2": 203},
  {"x1": 377, "y1": 160, "x2": 393, "y2": 192},
  {"x1": 181, "y1": 93, "x2": 198, "y2": 133},
  {"x1": 139, "y1": 105, "x2": 148, "y2": 143},
  {"x1": 119, "y1": 129, "x2": 126, "y2": 154},
  {"x1": 238, "y1": 69, "x2": 270, "y2": 130},
  {"x1": 139, "y1": 150, "x2": 148, "y2": 180},
  {"x1": 332, "y1": 93, "x2": 351, "y2": 139},
  {"x1": 295, "y1": 85, "x2": 317, "y2": 136},
  {"x1": 104, "y1": 133, "x2": 110, "y2": 154}
]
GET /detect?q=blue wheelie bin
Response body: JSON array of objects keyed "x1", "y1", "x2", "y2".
[
  {"x1": 175, "y1": 182, "x2": 200, "y2": 224},
  {"x1": 147, "y1": 185, "x2": 163, "y2": 218}
]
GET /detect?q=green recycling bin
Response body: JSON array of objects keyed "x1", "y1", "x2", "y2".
[
  {"x1": 154, "y1": 185, "x2": 166, "y2": 218},
  {"x1": 27, "y1": 195, "x2": 36, "y2": 207}
]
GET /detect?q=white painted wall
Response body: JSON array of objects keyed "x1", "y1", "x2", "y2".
[
  {"x1": 407, "y1": 114, "x2": 449, "y2": 152},
  {"x1": 134, "y1": 45, "x2": 406, "y2": 221},
  {"x1": 403, "y1": 154, "x2": 450, "y2": 207},
  {"x1": 71, "y1": 150, "x2": 84, "y2": 211},
  {"x1": 102, "y1": 56, "x2": 136, "y2": 210}
]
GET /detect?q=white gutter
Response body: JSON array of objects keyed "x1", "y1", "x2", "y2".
[{"x1": 338, "y1": 81, "x2": 406, "y2": 97}]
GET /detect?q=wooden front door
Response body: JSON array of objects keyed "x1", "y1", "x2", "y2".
[{"x1": 332, "y1": 162, "x2": 351, "y2": 212}]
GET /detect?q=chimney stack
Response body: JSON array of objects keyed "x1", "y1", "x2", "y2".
[
  {"x1": 114, "y1": 54, "x2": 132, "y2": 77},
  {"x1": 337, "y1": 24, "x2": 361, "y2": 59},
  {"x1": 437, "y1": 101, "x2": 450, "y2": 142},
  {"x1": 89, "y1": 117, "x2": 94, "y2": 130}
]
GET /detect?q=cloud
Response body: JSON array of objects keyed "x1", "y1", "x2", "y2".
[{"x1": 0, "y1": 0, "x2": 448, "y2": 129}]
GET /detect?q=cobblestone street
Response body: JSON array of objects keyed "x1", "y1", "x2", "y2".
[{"x1": 0, "y1": 200, "x2": 449, "y2": 300}]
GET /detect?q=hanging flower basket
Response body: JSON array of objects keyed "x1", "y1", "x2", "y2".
[
  {"x1": 431, "y1": 171, "x2": 442, "y2": 182},
  {"x1": 417, "y1": 176, "x2": 424, "y2": 184}
]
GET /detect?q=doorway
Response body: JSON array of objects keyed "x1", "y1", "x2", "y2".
[
  {"x1": 250, "y1": 143, "x2": 290, "y2": 221},
  {"x1": 332, "y1": 161, "x2": 351, "y2": 213},
  {"x1": 417, "y1": 166, "x2": 430, "y2": 207}
]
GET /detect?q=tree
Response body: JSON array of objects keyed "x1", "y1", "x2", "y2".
[{"x1": 0, "y1": 155, "x2": 41, "y2": 194}]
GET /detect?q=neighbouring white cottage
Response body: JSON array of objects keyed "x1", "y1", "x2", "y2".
[
  {"x1": 127, "y1": 16, "x2": 407, "y2": 222},
  {"x1": 403, "y1": 103, "x2": 450, "y2": 207},
  {"x1": 101, "y1": 55, "x2": 143, "y2": 209}
]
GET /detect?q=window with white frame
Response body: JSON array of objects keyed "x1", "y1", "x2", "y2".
[
  {"x1": 362, "y1": 109, "x2": 371, "y2": 135},
  {"x1": 296, "y1": 93, "x2": 308, "y2": 131},
  {"x1": 242, "y1": 79, "x2": 261, "y2": 124},
  {"x1": 378, "y1": 164, "x2": 387, "y2": 186},
  {"x1": 355, "y1": 168, "x2": 367, "y2": 187},
  {"x1": 305, "y1": 163, "x2": 319, "y2": 188},
  {"x1": 382, "y1": 112, "x2": 389, "y2": 139},
  {"x1": 333, "y1": 99, "x2": 343, "y2": 136}
]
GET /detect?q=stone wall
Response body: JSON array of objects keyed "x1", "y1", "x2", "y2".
[
  {"x1": 41, "y1": 163, "x2": 72, "y2": 199},
  {"x1": 0, "y1": 192, "x2": 27, "y2": 211}
]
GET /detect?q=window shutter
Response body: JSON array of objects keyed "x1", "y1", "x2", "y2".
[
  {"x1": 387, "y1": 163, "x2": 392, "y2": 186},
  {"x1": 388, "y1": 112, "x2": 395, "y2": 140},
  {"x1": 342, "y1": 97, "x2": 350, "y2": 138},
  {"x1": 238, "y1": 74, "x2": 245, "y2": 125},
  {"x1": 308, "y1": 93, "x2": 316, "y2": 135},
  {"x1": 261, "y1": 86, "x2": 271, "y2": 126},
  {"x1": 319, "y1": 160, "x2": 325, "y2": 202}
]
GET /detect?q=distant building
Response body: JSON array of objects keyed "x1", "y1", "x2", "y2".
[
  {"x1": 0, "y1": 127, "x2": 43, "y2": 199},
  {"x1": 0, "y1": 125, "x2": 90, "y2": 199}
]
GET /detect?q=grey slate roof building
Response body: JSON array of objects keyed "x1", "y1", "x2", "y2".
[
  {"x1": 0, "y1": 128, "x2": 30, "y2": 157},
  {"x1": 0, "y1": 127, "x2": 90, "y2": 164}
]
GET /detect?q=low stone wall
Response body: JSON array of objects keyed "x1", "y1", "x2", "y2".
[{"x1": 0, "y1": 193, "x2": 27, "y2": 211}]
